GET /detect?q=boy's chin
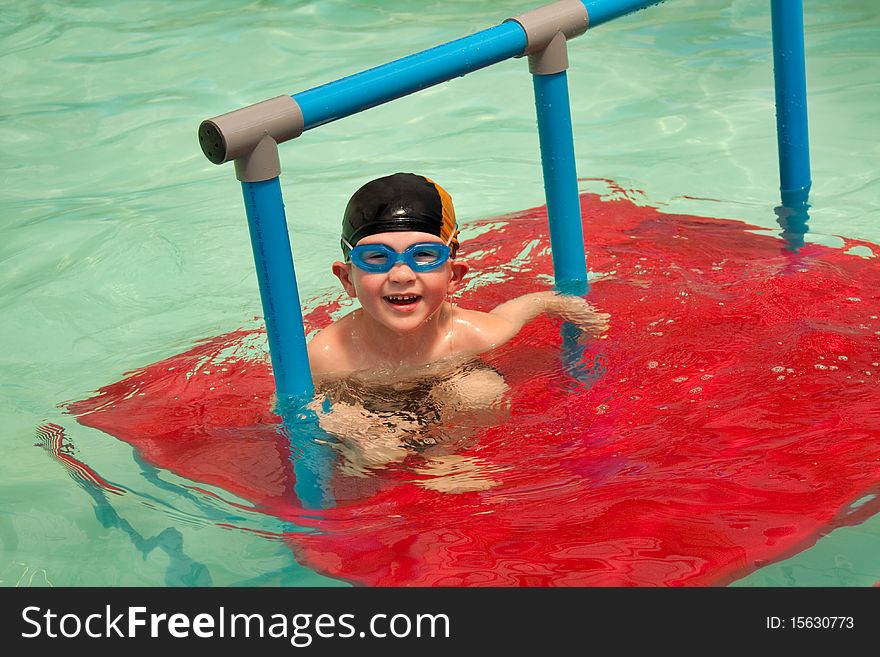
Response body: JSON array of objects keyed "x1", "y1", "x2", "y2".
[
  {"x1": 376, "y1": 306, "x2": 444, "y2": 333},
  {"x1": 378, "y1": 314, "x2": 431, "y2": 333}
]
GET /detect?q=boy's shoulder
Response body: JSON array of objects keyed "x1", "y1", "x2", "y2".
[{"x1": 307, "y1": 313, "x2": 360, "y2": 375}]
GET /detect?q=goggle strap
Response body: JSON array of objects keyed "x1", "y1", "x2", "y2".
[{"x1": 342, "y1": 231, "x2": 456, "y2": 252}]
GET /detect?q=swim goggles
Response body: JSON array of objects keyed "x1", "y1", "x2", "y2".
[{"x1": 343, "y1": 238, "x2": 452, "y2": 273}]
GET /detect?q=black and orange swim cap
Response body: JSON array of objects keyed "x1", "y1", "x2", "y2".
[{"x1": 341, "y1": 173, "x2": 459, "y2": 259}]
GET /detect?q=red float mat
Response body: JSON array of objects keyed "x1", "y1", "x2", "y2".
[{"x1": 68, "y1": 190, "x2": 880, "y2": 585}]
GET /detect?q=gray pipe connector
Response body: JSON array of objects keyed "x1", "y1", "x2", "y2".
[
  {"x1": 198, "y1": 95, "x2": 304, "y2": 182},
  {"x1": 507, "y1": 0, "x2": 589, "y2": 75}
]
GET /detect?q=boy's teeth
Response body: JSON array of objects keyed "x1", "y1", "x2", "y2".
[{"x1": 386, "y1": 295, "x2": 419, "y2": 304}]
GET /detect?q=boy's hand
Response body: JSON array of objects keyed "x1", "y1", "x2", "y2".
[{"x1": 543, "y1": 294, "x2": 610, "y2": 336}]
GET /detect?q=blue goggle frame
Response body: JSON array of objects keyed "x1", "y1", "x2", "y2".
[{"x1": 347, "y1": 242, "x2": 452, "y2": 273}]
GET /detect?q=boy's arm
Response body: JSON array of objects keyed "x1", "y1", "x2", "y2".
[{"x1": 487, "y1": 291, "x2": 609, "y2": 344}]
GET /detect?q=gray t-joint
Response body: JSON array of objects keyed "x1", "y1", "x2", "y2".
[
  {"x1": 198, "y1": 95, "x2": 304, "y2": 182},
  {"x1": 507, "y1": 0, "x2": 589, "y2": 75},
  {"x1": 528, "y1": 32, "x2": 569, "y2": 75},
  {"x1": 233, "y1": 134, "x2": 281, "y2": 183}
]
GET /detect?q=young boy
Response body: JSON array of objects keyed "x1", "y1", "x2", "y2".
[
  {"x1": 307, "y1": 173, "x2": 608, "y2": 475},
  {"x1": 308, "y1": 172, "x2": 608, "y2": 379}
]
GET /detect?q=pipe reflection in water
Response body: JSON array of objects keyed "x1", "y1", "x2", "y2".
[
  {"x1": 275, "y1": 395, "x2": 338, "y2": 511},
  {"x1": 555, "y1": 278, "x2": 607, "y2": 388},
  {"x1": 35, "y1": 423, "x2": 212, "y2": 586},
  {"x1": 775, "y1": 188, "x2": 811, "y2": 253}
]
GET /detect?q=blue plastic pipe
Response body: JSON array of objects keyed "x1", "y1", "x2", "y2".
[
  {"x1": 582, "y1": 0, "x2": 665, "y2": 28},
  {"x1": 294, "y1": 23, "x2": 527, "y2": 130},
  {"x1": 241, "y1": 178, "x2": 313, "y2": 401},
  {"x1": 770, "y1": 0, "x2": 811, "y2": 206},
  {"x1": 292, "y1": 1, "x2": 667, "y2": 131},
  {"x1": 533, "y1": 71, "x2": 587, "y2": 288}
]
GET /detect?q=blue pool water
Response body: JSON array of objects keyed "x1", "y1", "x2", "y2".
[{"x1": 1, "y1": 0, "x2": 878, "y2": 586}]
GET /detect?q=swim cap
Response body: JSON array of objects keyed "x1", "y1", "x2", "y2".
[{"x1": 341, "y1": 173, "x2": 459, "y2": 259}]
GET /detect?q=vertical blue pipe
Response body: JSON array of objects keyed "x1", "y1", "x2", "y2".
[
  {"x1": 770, "y1": 0, "x2": 811, "y2": 206},
  {"x1": 532, "y1": 71, "x2": 587, "y2": 289},
  {"x1": 240, "y1": 178, "x2": 313, "y2": 401}
]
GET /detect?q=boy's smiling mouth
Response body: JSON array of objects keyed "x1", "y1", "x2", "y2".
[{"x1": 383, "y1": 294, "x2": 422, "y2": 309}]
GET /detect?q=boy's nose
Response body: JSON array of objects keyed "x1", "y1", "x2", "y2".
[{"x1": 388, "y1": 262, "x2": 417, "y2": 282}]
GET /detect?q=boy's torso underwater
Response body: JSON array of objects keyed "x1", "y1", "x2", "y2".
[{"x1": 315, "y1": 356, "x2": 510, "y2": 455}]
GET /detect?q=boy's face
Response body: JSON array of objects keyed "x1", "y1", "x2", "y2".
[{"x1": 333, "y1": 231, "x2": 468, "y2": 333}]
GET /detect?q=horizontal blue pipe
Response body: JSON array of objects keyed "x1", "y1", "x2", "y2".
[
  {"x1": 582, "y1": 0, "x2": 666, "y2": 28},
  {"x1": 534, "y1": 71, "x2": 587, "y2": 287},
  {"x1": 292, "y1": 1, "x2": 667, "y2": 131},
  {"x1": 294, "y1": 23, "x2": 526, "y2": 130},
  {"x1": 771, "y1": 0, "x2": 811, "y2": 203},
  {"x1": 241, "y1": 178, "x2": 313, "y2": 401}
]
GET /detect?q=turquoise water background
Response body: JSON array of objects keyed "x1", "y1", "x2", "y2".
[{"x1": 1, "y1": 0, "x2": 878, "y2": 586}]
